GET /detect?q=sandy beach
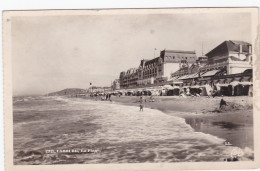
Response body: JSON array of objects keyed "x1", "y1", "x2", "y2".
[
  {"x1": 108, "y1": 95, "x2": 254, "y2": 151},
  {"x1": 13, "y1": 95, "x2": 254, "y2": 164}
]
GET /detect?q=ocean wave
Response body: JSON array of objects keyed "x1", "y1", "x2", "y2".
[{"x1": 13, "y1": 96, "x2": 253, "y2": 164}]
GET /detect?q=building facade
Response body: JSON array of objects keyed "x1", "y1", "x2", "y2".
[
  {"x1": 119, "y1": 50, "x2": 197, "y2": 88},
  {"x1": 203, "y1": 40, "x2": 252, "y2": 75},
  {"x1": 170, "y1": 40, "x2": 253, "y2": 86}
]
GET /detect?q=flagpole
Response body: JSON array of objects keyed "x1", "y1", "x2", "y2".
[{"x1": 89, "y1": 82, "x2": 92, "y2": 96}]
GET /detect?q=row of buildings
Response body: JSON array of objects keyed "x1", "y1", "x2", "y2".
[{"x1": 112, "y1": 40, "x2": 253, "y2": 93}]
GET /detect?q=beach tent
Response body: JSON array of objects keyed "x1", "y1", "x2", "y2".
[
  {"x1": 214, "y1": 83, "x2": 231, "y2": 96},
  {"x1": 237, "y1": 82, "x2": 252, "y2": 96},
  {"x1": 227, "y1": 85, "x2": 234, "y2": 96},
  {"x1": 204, "y1": 85, "x2": 213, "y2": 96},
  {"x1": 121, "y1": 90, "x2": 127, "y2": 96},
  {"x1": 167, "y1": 88, "x2": 180, "y2": 96},
  {"x1": 189, "y1": 85, "x2": 202, "y2": 96},
  {"x1": 136, "y1": 90, "x2": 143, "y2": 96},
  {"x1": 248, "y1": 85, "x2": 253, "y2": 96},
  {"x1": 241, "y1": 85, "x2": 250, "y2": 96},
  {"x1": 219, "y1": 86, "x2": 230, "y2": 96},
  {"x1": 198, "y1": 86, "x2": 207, "y2": 96},
  {"x1": 151, "y1": 90, "x2": 160, "y2": 96},
  {"x1": 126, "y1": 90, "x2": 134, "y2": 96},
  {"x1": 152, "y1": 88, "x2": 162, "y2": 96},
  {"x1": 162, "y1": 85, "x2": 174, "y2": 95},
  {"x1": 141, "y1": 89, "x2": 152, "y2": 96},
  {"x1": 234, "y1": 85, "x2": 244, "y2": 96},
  {"x1": 160, "y1": 89, "x2": 165, "y2": 96}
]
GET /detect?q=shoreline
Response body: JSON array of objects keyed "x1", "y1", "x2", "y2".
[{"x1": 104, "y1": 95, "x2": 253, "y2": 150}]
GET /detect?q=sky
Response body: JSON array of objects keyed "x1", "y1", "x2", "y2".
[{"x1": 11, "y1": 12, "x2": 252, "y2": 96}]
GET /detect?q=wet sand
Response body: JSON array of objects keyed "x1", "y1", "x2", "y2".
[{"x1": 109, "y1": 95, "x2": 254, "y2": 150}]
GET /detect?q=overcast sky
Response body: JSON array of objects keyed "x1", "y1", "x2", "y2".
[{"x1": 12, "y1": 12, "x2": 252, "y2": 96}]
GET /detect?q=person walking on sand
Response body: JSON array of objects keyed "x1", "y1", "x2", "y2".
[{"x1": 139, "y1": 96, "x2": 144, "y2": 112}]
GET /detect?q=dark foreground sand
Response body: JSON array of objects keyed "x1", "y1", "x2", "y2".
[{"x1": 108, "y1": 95, "x2": 253, "y2": 150}]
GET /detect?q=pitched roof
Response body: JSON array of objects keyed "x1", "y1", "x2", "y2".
[{"x1": 205, "y1": 40, "x2": 251, "y2": 58}]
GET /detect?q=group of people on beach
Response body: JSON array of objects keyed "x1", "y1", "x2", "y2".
[
  {"x1": 90, "y1": 93, "x2": 114, "y2": 101},
  {"x1": 90, "y1": 90, "x2": 227, "y2": 112}
]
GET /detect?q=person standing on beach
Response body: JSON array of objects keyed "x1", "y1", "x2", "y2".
[
  {"x1": 139, "y1": 96, "x2": 144, "y2": 112},
  {"x1": 219, "y1": 96, "x2": 227, "y2": 109}
]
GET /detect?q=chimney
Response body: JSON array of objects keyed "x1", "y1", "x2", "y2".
[{"x1": 239, "y1": 44, "x2": 243, "y2": 53}]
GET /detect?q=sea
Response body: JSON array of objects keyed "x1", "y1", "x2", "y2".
[{"x1": 13, "y1": 96, "x2": 253, "y2": 164}]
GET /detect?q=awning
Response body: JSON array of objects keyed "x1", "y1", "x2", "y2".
[
  {"x1": 178, "y1": 75, "x2": 190, "y2": 80},
  {"x1": 213, "y1": 80, "x2": 219, "y2": 84},
  {"x1": 201, "y1": 70, "x2": 221, "y2": 77},
  {"x1": 168, "y1": 76, "x2": 179, "y2": 81},
  {"x1": 218, "y1": 79, "x2": 226, "y2": 84},
  {"x1": 225, "y1": 78, "x2": 233, "y2": 84},
  {"x1": 200, "y1": 80, "x2": 207, "y2": 85},
  {"x1": 216, "y1": 83, "x2": 229, "y2": 87},
  {"x1": 177, "y1": 72, "x2": 200, "y2": 80},
  {"x1": 172, "y1": 86, "x2": 180, "y2": 89},
  {"x1": 190, "y1": 85, "x2": 201, "y2": 88},
  {"x1": 186, "y1": 72, "x2": 200, "y2": 79},
  {"x1": 230, "y1": 81, "x2": 240, "y2": 86},
  {"x1": 173, "y1": 79, "x2": 183, "y2": 84},
  {"x1": 238, "y1": 82, "x2": 253, "y2": 85},
  {"x1": 163, "y1": 85, "x2": 173, "y2": 89}
]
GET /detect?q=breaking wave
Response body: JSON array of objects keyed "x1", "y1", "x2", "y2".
[{"x1": 13, "y1": 96, "x2": 253, "y2": 164}]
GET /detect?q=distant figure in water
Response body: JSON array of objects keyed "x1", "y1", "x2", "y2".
[
  {"x1": 219, "y1": 96, "x2": 227, "y2": 109},
  {"x1": 139, "y1": 96, "x2": 144, "y2": 112}
]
